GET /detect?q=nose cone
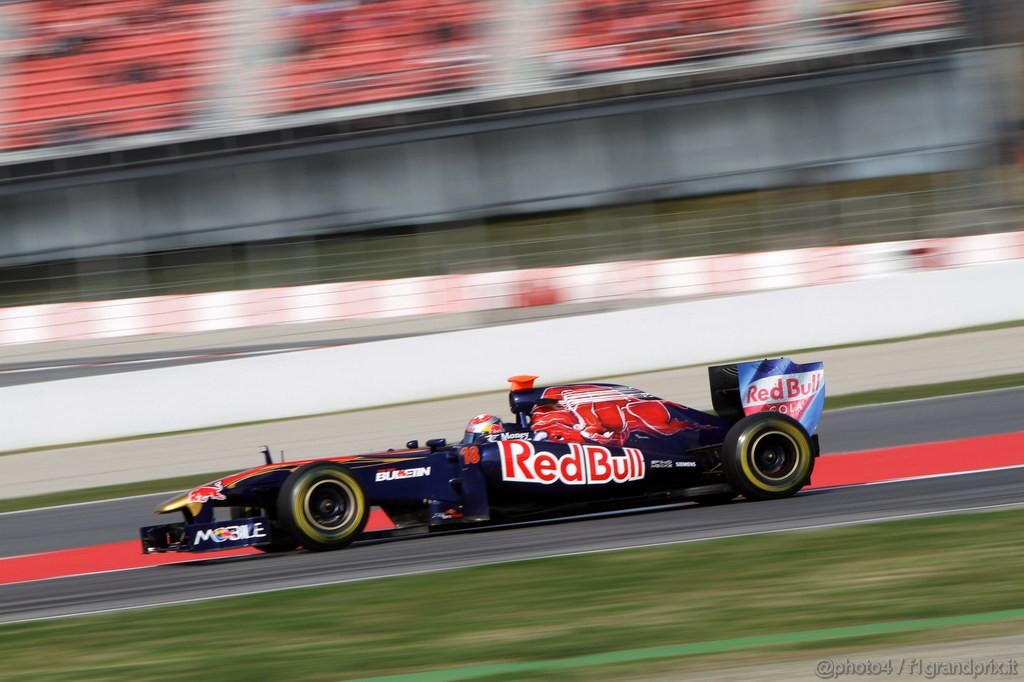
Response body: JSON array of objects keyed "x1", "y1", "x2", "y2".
[{"x1": 154, "y1": 492, "x2": 193, "y2": 514}]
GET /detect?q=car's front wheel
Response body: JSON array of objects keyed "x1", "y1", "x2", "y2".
[
  {"x1": 276, "y1": 463, "x2": 369, "y2": 551},
  {"x1": 720, "y1": 412, "x2": 814, "y2": 500}
]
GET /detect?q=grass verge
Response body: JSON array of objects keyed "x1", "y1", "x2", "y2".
[
  {"x1": 0, "y1": 471, "x2": 237, "y2": 514},
  {"x1": 2, "y1": 508, "x2": 1024, "y2": 681}
]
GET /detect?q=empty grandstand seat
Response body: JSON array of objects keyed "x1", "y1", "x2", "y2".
[
  {"x1": 545, "y1": 0, "x2": 776, "y2": 76},
  {"x1": 0, "y1": 0, "x2": 226, "y2": 150},
  {"x1": 824, "y1": 1, "x2": 958, "y2": 38},
  {"x1": 547, "y1": 0, "x2": 960, "y2": 77},
  {"x1": 252, "y1": 0, "x2": 486, "y2": 117}
]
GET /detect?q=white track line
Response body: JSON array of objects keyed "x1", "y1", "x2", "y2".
[
  {"x1": 0, "y1": 346, "x2": 316, "y2": 376},
  {"x1": 0, "y1": 491, "x2": 174, "y2": 517}
]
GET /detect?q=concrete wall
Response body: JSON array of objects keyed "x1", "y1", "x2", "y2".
[
  {"x1": 4, "y1": 257, "x2": 1024, "y2": 451},
  {"x1": 0, "y1": 54, "x2": 992, "y2": 267}
]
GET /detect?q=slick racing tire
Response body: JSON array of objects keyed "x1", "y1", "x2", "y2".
[
  {"x1": 277, "y1": 463, "x2": 370, "y2": 551},
  {"x1": 230, "y1": 506, "x2": 299, "y2": 554},
  {"x1": 721, "y1": 413, "x2": 814, "y2": 501}
]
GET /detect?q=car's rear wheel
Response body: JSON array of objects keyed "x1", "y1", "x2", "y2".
[
  {"x1": 721, "y1": 412, "x2": 814, "y2": 500},
  {"x1": 229, "y1": 506, "x2": 299, "y2": 553},
  {"x1": 276, "y1": 463, "x2": 369, "y2": 551}
]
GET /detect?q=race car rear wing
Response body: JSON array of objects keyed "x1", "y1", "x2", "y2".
[
  {"x1": 709, "y1": 364, "x2": 745, "y2": 422},
  {"x1": 708, "y1": 358, "x2": 826, "y2": 434}
]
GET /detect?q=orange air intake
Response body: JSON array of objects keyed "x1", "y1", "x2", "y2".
[{"x1": 508, "y1": 375, "x2": 539, "y2": 391}]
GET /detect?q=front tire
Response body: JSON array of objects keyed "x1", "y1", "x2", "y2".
[
  {"x1": 721, "y1": 413, "x2": 814, "y2": 501},
  {"x1": 276, "y1": 463, "x2": 369, "y2": 551}
]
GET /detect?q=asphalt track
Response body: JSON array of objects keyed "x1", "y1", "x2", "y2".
[
  {"x1": 3, "y1": 387, "x2": 1022, "y2": 559},
  {"x1": 1, "y1": 389, "x2": 1022, "y2": 624},
  {"x1": 2, "y1": 471, "x2": 1023, "y2": 625},
  {"x1": 818, "y1": 386, "x2": 1024, "y2": 451}
]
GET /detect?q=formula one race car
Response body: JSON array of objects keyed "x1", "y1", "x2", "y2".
[{"x1": 141, "y1": 358, "x2": 824, "y2": 554}]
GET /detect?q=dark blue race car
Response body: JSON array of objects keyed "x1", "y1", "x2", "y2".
[{"x1": 141, "y1": 358, "x2": 825, "y2": 554}]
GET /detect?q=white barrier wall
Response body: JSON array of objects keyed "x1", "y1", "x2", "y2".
[
  {"x1": 2, "y1": 231, "x2": 1021, "y2": 345},
  {"x1": 6, "y1": 259, "x2": 1024, "y2": 452}
]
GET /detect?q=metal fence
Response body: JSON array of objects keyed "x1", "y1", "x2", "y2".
[{"x1": 0, "y1": 168, "x2": 1019, "y2": 310}]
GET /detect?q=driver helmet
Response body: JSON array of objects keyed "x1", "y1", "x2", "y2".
[{"x1": 463, "y1": 413, "x2": 504, "y2": 442}]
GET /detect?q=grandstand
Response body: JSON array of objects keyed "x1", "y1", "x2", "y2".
[
  {"x1": 253, "y1": 0, "x2": 487, "y2": 116},
  {"x1": 0, "y1": 0, "x2": 996, "y2": 313},
  {"x1": 1, "y1": 0, "x2": 228, "y2": 150},
  {"x1": 546, "y1": 0, "x2": 784, "y2": 76},
  {"x1": 823, "y1": 0, "x2": 960, "y2": 36},
  {"x1": 0, "y1": 0, "x2": 962, "y2": 154}
]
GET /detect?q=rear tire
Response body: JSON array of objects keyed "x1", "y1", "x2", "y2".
[
  {"x1": 276, "y1": 463, "x2": 369, "y2": 551},
  {"x1": 230, "y1": 506, "x2": 299, "y2": 553},
  {"x1": 721, "y1": 413, "x2": 814, "y2": 501}
]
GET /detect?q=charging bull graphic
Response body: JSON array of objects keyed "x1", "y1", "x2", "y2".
[
  {"x1": 530, "y1": 385, "x2": 705, "y2": 447},
  {"x1": 187, "y1": 481, "x2": 226, "y2": 504}
]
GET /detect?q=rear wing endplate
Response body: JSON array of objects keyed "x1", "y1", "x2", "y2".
[{"x1": 709, "y1": 358, "x2": 826, "y2": 433}]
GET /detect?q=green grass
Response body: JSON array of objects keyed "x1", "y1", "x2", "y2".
[
  {"x1": 3, "y1": 369, "x2": 1022, "y2": 515},
  {"x1": 3, "y1": 508, "x2": 1024, "y2": 681},
  {"x1": 0, "y1": 471, "x2": 237, "y2": 514}
]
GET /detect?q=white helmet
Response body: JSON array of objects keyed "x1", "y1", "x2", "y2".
[{"x1": 463, "y1": 413, "x2": 504, "y2": 442}]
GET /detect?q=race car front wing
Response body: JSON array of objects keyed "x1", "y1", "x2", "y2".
[{"x1": 141, "y1": 515, "x2": 271, "y2": 554}]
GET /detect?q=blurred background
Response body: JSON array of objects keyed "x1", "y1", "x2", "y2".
[
  {"x1": 0, "y1": 0, "x2": 1020, "y2": 338},
  {"x1": 3, "y1": 6, "x2": 1024, "y2": 672}
]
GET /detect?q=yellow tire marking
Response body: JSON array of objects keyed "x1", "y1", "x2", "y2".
[
  {"x1": 291, "y1": 468, "x2": 366, "y2": 543},
  {"x1": 738, "y1": 421, "x2": 811, "y2": 493}
]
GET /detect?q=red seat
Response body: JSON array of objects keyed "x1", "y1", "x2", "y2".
[
  {"x1": 253, "y1": 0, "x2": 486, "y2": 117},
  {"x1": 0, "y1": 0, "x2": 224, "y2": 150}
]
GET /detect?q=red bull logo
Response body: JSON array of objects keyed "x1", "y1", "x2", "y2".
[
  {"x1": 743, "y1": 369, "x2": 824, "y2": 417},
  {"x1": 187, "y1": 481, "x2": 227, "y2": 504},
  {"x1": 499, "y1": 441, "x2": 645, "y2": 485}
]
